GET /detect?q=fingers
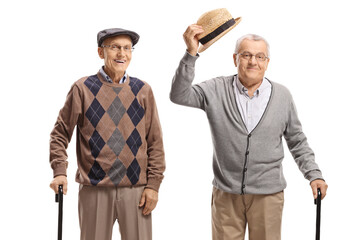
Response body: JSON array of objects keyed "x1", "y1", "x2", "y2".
[
  {"x1": 320, "y1": 182, "x2": 328, "y2": 200},
  {"x1": 311, "y1": 185, "x2": 318, "y2": 199},
  {"x1": 139, "y1": 189, "x2": 158, "y2": 216},
  {"x1": 183, "y1": 24, "x2": 204, "y2": 56},
  {"x1": 49, "y1": 175, "x2": 68, "y2": 195},
  {"x1": 63, "y1": 182, "x2": 68, "y2": 195},
  {"x1": 142, "y1": 197, "x2": 157, "y2": 216},
  {"x1": 310, "y1": 179, "x2": 328, "y2": 200},
  {"x1": 139, "y1": 192, "x2": 146, "y2": 207}
]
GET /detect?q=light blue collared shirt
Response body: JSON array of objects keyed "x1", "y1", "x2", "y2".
[
  {"x1": 99, "y1": 66, "x2": 127, "y2": 84},
  {"x1": 233, "y1": 76, "x2": 272, "y2": 133}
]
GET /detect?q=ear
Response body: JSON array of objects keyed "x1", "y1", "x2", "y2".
[
  {"x1": 233, "y1": 54, "x2": 238, "y2": 67},
  {"x1": 98, "y1": 47, "x2": 104, "y2": 59}
]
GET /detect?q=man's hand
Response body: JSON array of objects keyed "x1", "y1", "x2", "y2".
[
  {"x1": 139, "y1": 188, "x2": 158, "y2": 215},
  {"x1": 50, "y1": 175, "x2": 68, "y2": 195},
  {"x1": 183, "y1": 24, "x2": 204, "y2": 56},
  {"x1": 310, "y1": 179, "x2": 328, "y2": 200}
]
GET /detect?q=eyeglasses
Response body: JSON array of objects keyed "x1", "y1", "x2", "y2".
[
  {"x1": 101, "y1": 44, "x2": 134, "y2": 53},
  {"x1": 239, "y1": 51, "x2": 268, "y2": 62}
]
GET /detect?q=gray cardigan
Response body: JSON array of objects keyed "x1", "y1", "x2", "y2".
[{"x1": 170, "y1": 52, "x2": 323, "y2": 195}]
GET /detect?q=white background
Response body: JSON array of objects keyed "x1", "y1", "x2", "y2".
[{"x1": 1, "y1": 0, "x2": 359, "y2": 239}]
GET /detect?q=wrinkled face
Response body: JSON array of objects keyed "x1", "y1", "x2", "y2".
[
  {"x1": 233, "y1": 39, "x2": 269, "y2": 83},
  {"x1": 98, "y1": 35, "x2": 132, "y2": 75}
]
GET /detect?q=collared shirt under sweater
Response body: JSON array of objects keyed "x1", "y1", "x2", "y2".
[{"x1": 233, "y1": 76, "x2": 272, "y2": 133}]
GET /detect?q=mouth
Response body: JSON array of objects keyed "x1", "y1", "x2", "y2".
[
  {"x1": 114, "y1": 59, "x2": 126, "y2": 64},
  {"x1": 247, "y1": 68, "x2": 258, "y2": 70}
]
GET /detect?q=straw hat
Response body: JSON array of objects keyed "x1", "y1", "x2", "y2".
[{"x1": 197, "y1": 8, "x2": 241, "y2": 53}]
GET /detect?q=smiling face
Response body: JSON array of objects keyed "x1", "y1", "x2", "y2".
[
  {"x1": 233, "y1": 39, "x2": 269, "y2": 85},
  {"x1": 98, "y1": 35, "x2": 132, "y2": 81}
]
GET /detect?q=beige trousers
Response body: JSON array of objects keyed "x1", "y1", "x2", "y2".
[
  {"x1": 212, "y1": 187, "x2": 284, "y2": 240},
  {"x1": 78, "y1": 185, "x2": 151, "y2": 240}
]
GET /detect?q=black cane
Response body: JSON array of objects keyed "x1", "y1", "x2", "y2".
[
  {"x1": 55, "y1": 185, "x2": 63, "y2": 240},
  {"x1": 314, "y1": 188, "x2": 321, "y2": 240}
]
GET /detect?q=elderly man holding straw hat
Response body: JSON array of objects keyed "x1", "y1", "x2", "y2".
[
  {"x1": 170, "y1": 8, "x2": 327, "y2": 240},
  {"x1": 49, "y1": 28, "x2": 165, "y2": 240}
]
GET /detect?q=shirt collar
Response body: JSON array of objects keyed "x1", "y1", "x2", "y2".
[
  {"x1": 234, "y1": 75, "x2": 270, "y2": 98},
  {"x1": 99, "y1": 66, "x2": 127, "y2": 83}
]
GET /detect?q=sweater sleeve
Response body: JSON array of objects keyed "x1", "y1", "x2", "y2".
[
  {"x1": 49, "y1": 83, "x2": 82, "y2": 177},
  {"x1": 144, "y1": 86, "x2": 165, "y2": 192},
  {"x1": 283, "y1": 95, "x2": 324, "y2": 182},
  {"x1": 170, "y1": 51, "x2": 208, "y2": 110}
]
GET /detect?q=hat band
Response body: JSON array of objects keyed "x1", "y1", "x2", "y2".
[{"x1": 199, "y1": 18, "x2": 236, "y2": 45}]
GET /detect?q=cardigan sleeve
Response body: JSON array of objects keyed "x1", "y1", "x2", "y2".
[
  {"x1": 170, "y1": 51, "x2": 209, "y2": 110},
  {"x1": 49, "y1": 83, "x2": 82, "y2": 177},
  {"x1": 283, "y1": 94, "x2": 324, "y2": 182},
  {"x1": 144, "y1": 86, "x2": 165, "y2": 192}
]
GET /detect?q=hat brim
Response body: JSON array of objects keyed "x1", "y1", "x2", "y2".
[
  {"x1": 198, "y1": 17, "x2": 241, "y2": 53},
  {"x1": 98, "y1": 31, "x2": 140, "y2": 47}
]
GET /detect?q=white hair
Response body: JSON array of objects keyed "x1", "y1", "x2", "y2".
[{"x1": 234, "y1": 34, "x2": 270, "y2": 57}]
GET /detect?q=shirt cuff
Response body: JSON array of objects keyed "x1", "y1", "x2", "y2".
[
  {"x1": 306, "y1": 170, "x2": 324, "y2": 183},
  {"x1": 145, "y1": 177, "x2": 163, "y2": 192},
  {"x1": 53, "y1": 166, "x2": 67, "y2": 178}
]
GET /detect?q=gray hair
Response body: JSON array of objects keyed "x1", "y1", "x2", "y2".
[{"x1": 234, "y1": 34, "x2": 270, "y2": 57}]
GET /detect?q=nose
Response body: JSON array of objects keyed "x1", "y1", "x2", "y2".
[
  {"x1": 117, "y1": 48, "x2": 126, "y2": 57},
  {"x1": 248, "y1": 55, "x2": 257, "y2": 65}
]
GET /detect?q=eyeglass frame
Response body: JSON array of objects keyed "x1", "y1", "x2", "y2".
[
  {"x1": 237, "y1": 51, "x2": 269, "y2": 62},
  {"x1": 101, "y1": 44, "x2": 135, "y2": 53}
]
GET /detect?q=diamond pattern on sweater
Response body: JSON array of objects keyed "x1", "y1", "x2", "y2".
[
  {"x1": 88, "y1": 160, "x2": 106, "y2": 186},
  {"x1": 107, "y1": 128, "x2": 125, "y2": 156},
  {"x1": 129, "y1": 77, "x2": 144, "y2": 96},
  {"x1": 84, "y1": 75, "x2": 103, "y2": 96},
  {"x1": 86, "y1": 98, "x2": 105, "y2": 128},
  {"x1": 89, "y1": 130, "x2": 106, "y2": 158},
  {"x1": 107, "y1": 96, "x2": 126, "y2": 126},
  {"x1": 127, "y1": 98, "x2": 144, "y2": 127},
  {"x1": 108, "y1": 158, "x2": 126, "y2": 186},
  {"x1": 127, "y1": 158, "x2": 141, "y2": 185},
  {"x1": 126, "y1": 128, "x2": 142, "y2": 156},
  {"x1": 113, "y1": 87, "x2": 122, "y2": 95}
]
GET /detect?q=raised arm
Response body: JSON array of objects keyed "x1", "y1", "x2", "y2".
[{"x1": 170, "y1": 25, "x2": 208, "y2": 110}]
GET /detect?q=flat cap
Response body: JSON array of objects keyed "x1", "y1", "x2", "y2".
[{"x1": 97, "y1": 28, "x2": 140, "y2": 47}]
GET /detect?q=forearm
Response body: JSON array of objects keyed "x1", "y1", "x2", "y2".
[
  {"x1": 145, "y1": 127, "x2": 165, "y2": 192},
  {"x1": 170, "y1": 51, "x2": 205, "y2": 109},
  {"x1": 287, "y1": 134, "x2": 323, "y2": 182},
  {"x1": 49, "y1": 122, "x2": 71, "y2": 177},
  {"x1": 145, "y1": 87, "x2": 166, "y2": 192},
  {"x1": 49, "y1": 83, "x2": 82, "y2": 177},
  {"x1": 285, "y1": 99, "x2": 324, "y2": 182}
]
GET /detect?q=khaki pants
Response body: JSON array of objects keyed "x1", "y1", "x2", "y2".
[
  {"x1": 212, "y1": 187, "x2": 284, "y2": 240},
  {"x1": 78, "y1": 185, "x2": 151, "y2": 240}
]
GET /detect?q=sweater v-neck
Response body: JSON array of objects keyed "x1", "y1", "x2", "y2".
[
  {"x1": 228, "y1": 76, "x2": 274, "y2": 134},
  {"x1": 96, "y1": 72, "x2": 131, "y2": 88}
]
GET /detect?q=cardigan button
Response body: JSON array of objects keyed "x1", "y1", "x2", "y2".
[
  {"x1": 248, "y1": 134, "x2": 252, "y2": 138},
  {"x1": 246, "y1": 151, "x2": 249, "y2": 155}
]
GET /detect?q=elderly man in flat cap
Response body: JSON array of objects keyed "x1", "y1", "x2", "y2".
[
  {"x1": 170, "y1": 24, "x2": 328, "y2": 240},
  {"x1": 49, "y1": 28, "x2": 165, "y2": 240}
]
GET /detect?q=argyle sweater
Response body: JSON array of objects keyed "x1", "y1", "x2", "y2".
[{"x1": 50, "y1": 72, "x2": 165, "y2": 191}]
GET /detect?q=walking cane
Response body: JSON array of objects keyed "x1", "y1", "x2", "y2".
[
  {"x1": 55, "y1": 185, "x2": 63, "y2": 240},
  {"x1": 314, "y1": 188, "x2": 321, "y2": 240}
]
